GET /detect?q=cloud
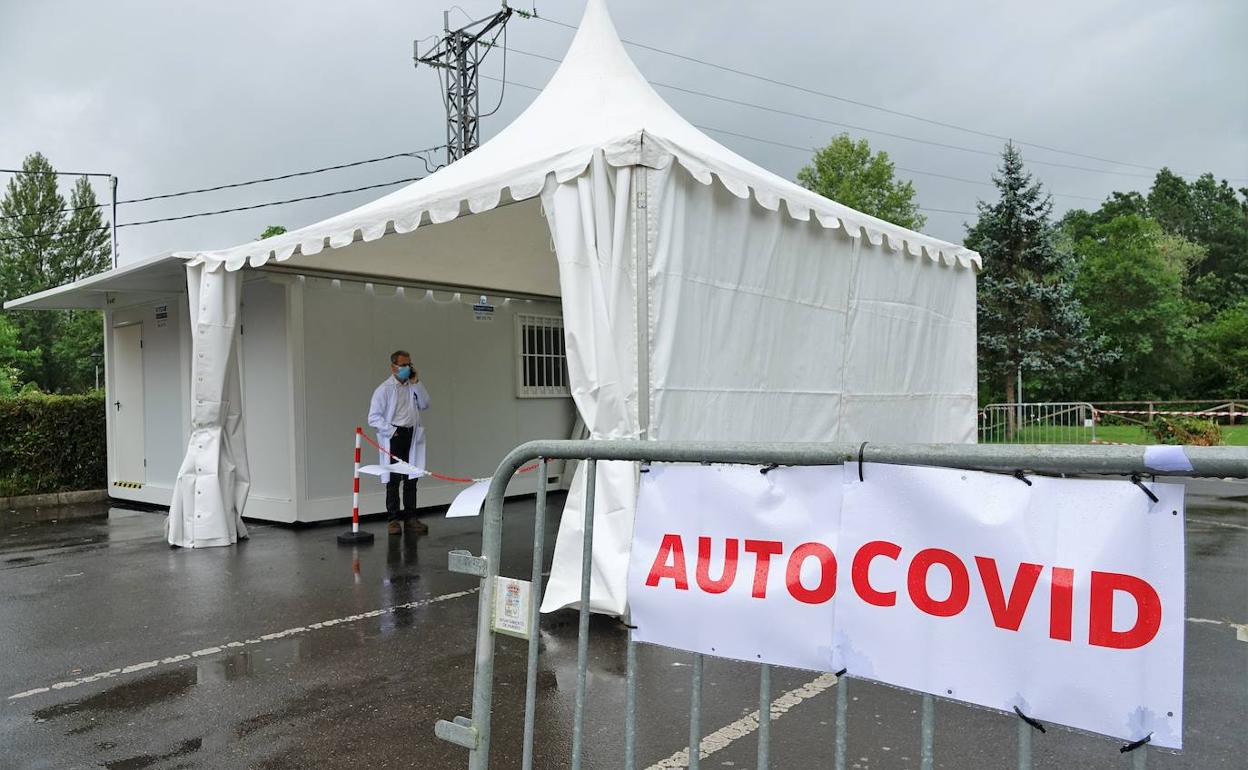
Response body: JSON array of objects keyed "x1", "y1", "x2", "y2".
[{"x1": 1, "y1": 0, "x2": 1244, "y2": 262}]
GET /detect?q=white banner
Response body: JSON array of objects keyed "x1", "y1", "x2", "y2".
[
  {"x1": 626, "y1": 463, "x2": 1185, "y2": 749},
  {"x1": 629, "y1": 464, "x2": 844, "y2": 672}
]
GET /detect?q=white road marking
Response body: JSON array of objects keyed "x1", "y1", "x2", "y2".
[
  {"x1": 7, "y1": 588, "x2": 479, "y2": 701},
  {"x1": 1187, "y1": 616, "x2": 1248, "y2": 642},
  {"x1": 644, "y1": 672, "x2": 838, "y2": 770},
  {"x1": 1187, "y1": 517, "x2": 1248, "y2": 531}
]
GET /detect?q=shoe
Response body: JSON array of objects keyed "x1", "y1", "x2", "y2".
[
  {"x1": 406, "y1": 518, "x2": 429, "y2": 536},
  {"x1": 388, "y1": 521, "x2": 402, "y2": 535}
]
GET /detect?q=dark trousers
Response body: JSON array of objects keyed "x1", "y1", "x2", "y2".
[{"x1": 386, "y1": 426, "x2": 419, "y2": 521}]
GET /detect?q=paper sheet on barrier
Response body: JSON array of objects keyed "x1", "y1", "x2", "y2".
[
  {"x1": 627, "y1": 463, "x2": 1185, "y2": 749},
  {"x1": 446, "y1": 480, "x2": 490, "y2": 518},
  {"x1": 358, "y1": 461, "x2": 424, "y2": 478}
]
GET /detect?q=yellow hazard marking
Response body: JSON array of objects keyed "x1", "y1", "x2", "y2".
[{"x1": 112, "y1": 481, "x2": 144, "y2": 489}]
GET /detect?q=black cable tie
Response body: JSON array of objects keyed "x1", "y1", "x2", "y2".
[
  {"x1": 1131, "y1": 473, "x2": 1160, "y2": 503},
  {"x1": 834, "y1": 668, "x2": 848, "y2": 677},
  {"x1": 1014, "y1": 469, "x2": 1033, "y2": 486},
  {"x1": 760, "y1": 463, "x2": 779, "y2": 475},
  {"x1": 1013, "y1": 706, "x2": 1046, "y2": 733},
  {"x1": 1119, "y1": 733, "x2": 1152, "y2": 753},
  {"x1": 857, "y1": 441, "x2": 868, "y2": 482}
]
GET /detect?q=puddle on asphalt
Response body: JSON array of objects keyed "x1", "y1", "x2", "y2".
[
  {"x1": 2, "y1": 555, "x2": 49, "y2": 569},
  {"x1": 101, "y1": 736, "x2": 202, "y2": 770},
  {"x1": 0, "y1": 506, "x2": 165, "y2": 559},
  {"x1": 31, "y1": 669, "x2": 197, "y2": 729}
]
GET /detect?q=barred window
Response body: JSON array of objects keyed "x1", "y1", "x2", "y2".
[{"x1": 516, "y1": 315, "x2": 570, "y2": 398}]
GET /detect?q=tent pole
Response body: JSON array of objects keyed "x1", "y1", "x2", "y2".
[{"x1": 635, "y1": 161, "x2": 650, "y2": 439}]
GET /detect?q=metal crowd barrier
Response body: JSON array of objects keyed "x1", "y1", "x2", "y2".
[
  {"x1": 979, "y1": 402, "x2": 1099, "y2": 444},
  {"x1": 435, "y1": 440, "x2": 1248, "y2": 770}
]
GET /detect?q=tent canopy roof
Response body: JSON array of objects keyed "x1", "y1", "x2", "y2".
[
  {"x1": 8, "y1": 0, "x2": 980, "y2": 313},
  {"x1": 3, "y1": 252, "x2": 185, "y2": 311},
  {"x1": 186, "y1": 0, "x2": 980, "y2": 273}
]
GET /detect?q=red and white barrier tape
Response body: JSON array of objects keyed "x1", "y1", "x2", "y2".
[
  {"x1": 355, "y1": 427, "x2": 539, "y2": 484},
  {"x1": 1094, "y1": 408, "x2": 1242, "y2": 418}
]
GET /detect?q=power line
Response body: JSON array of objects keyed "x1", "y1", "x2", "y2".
[
  {"x1": 486, "y1": 70, "x2": 1120, "y2": 207},
  {"x1": 525, "y1": 13, "x2": 1240, "y2": 181},
  {"x1": 484, "y1": 72, "x2": 985, "y2": 220},
  {"x1": 501, "y1": 49, "x2": 1164, "y2": 181},
  {"x1": 0, "y1": 146, "x2": 446, "y2": 223},
  {"x1": 118, "y1": 176, "x2": 423, "y2": 227},
  {"x1": 123, "y1": 147, "x2": 441, "y2": 206},
  {"x1": 0, "y1": 176, "x2": 424, "y2": 244},
  {"x1": 696, "y1": 124, "x2": 1104, "y2": 203},
  {"x1": 0, "y1": 167, "x2": 113, "y2": 179}
]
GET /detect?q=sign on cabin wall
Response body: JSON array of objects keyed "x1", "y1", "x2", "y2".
[{"x1": 473, "y1": 295, "x2": 495, "y2": 322}]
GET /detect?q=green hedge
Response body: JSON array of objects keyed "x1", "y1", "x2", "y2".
[{"x1": 0, "y1": 393, "x2": 106, "y2": 497}]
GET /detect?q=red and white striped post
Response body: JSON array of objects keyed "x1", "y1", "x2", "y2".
[{"x1": 337, "y1": 427, "x2": 375, "y2": 545}]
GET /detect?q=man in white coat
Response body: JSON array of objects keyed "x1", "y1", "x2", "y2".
[{"x1": 367, "y1": 350, "x2": 431, "y2": 535}]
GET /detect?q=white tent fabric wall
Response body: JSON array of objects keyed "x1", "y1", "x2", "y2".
[
  {"x1": 151, "y1": 0, "x2": 980, "y2": 604},
  {"x1": 166, "y1": 264, "x2": 250, "y2": 548},
  {"x1": 539, "y1": 154, "x2": 978, "y2": 616},
  {"x1": 839, "y1": 238, "x2": 978, "y2": 441},
  {"x1": 539, "y1": 154, "x2": 648, "y2": 614},
  {"x1": 649, "y1": 168, "x2": 857, "y2": 442}
]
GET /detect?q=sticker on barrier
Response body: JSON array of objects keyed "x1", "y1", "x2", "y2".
[
  {"x1": 492, "y1": 576, "x2": 534, "y2": 640},
  {"x1": 626, "y1": 462, "x2": 1186, "y2": 749}
]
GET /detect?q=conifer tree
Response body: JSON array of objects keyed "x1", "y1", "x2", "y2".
[
  {"x1": 0, "y1": 153, "x2": 111, "y2": 391},
  {"x1": 966, "y1": 143, "x2": 1107, "y2": 418},
  {"x1": 0, "y1": 153, "x2": 67, "y2": 390}
]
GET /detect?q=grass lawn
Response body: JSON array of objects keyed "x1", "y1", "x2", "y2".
[{"x1": 981, "y1": 423, "x2": 1248, "y2": 446}]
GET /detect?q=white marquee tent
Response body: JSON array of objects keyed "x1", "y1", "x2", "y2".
[{"x1": 11, "y1": 0, "x2": 980, "y2": 616}]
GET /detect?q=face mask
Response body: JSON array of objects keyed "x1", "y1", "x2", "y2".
[{"x1": 396, "y1": 365, "x2": 412, "y2": 382}]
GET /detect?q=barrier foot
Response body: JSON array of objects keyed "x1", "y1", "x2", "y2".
[{"x1": 336, "y1": 530, "x2": 375, "y2": 545}]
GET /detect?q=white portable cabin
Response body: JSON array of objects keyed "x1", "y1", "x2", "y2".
[
  {"x1": 6, "y1": 252, "x2": 575, "y2": 523},
  {"x1": 7, "y1": 0, "x2": 979, "y2": 615}
]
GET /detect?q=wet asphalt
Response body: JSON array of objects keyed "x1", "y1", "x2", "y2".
[{"x1": 0, "y1": 479, "x2": 1245, "y2": 770}]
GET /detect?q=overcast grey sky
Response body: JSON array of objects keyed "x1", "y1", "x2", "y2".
[{"x1": 2, "y1": 0, "x2": 1245, "y2": 265}]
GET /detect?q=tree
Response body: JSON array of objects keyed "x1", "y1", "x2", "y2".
[
  {"x1": 1072, "y1": 215, "x2": 1193, "y2": 399},
  {"x1": 51, "y1": 177, "x2": 111, "y2": 392},
  {"x1": 1145, "y1": 168, "x2": 1192, "y2": 237},
  {"x1": 1186, "y1": 174, "x2": 1248, "y2": 308},
  {"x1": 1190, "y1": 298, "x2": 1248, "y2": 397},
  {"x1": 797, "y1": 134, "x2": 926, "y2": 230},
  {"x1": 1058, "y1": 192, "x2": 1149, "y2": 246},
  {"x1": 0, "y1": 153, "x2": 67, "y2": 390},
  {"x1": 1146, "y1": 169, "x2": 1248, "y2": 315},
  {"x1": 966, "y1": 143, "x2": 1107, "y2": 415},
  {"x1": 59, "y1": 177, "x2": 112, "y2": 280},
  {"x1": 0, "y1": 153, "x2": 110, "y2": 392},
  {"x1": 0, "y1": 314, "x2": 39, "y2": 396}
]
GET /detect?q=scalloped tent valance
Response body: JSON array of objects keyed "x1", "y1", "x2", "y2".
[{"x1": 180, "y1": 0, "x2": 980, "y2": 273}]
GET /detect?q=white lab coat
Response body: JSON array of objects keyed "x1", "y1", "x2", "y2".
[{"x1": 367, "y1": 377, "x2": 431, "y2": 483}]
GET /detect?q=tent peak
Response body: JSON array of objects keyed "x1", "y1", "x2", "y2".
[{"x1": 181, "y1": 0, "x2": 980, "y2": 272}]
